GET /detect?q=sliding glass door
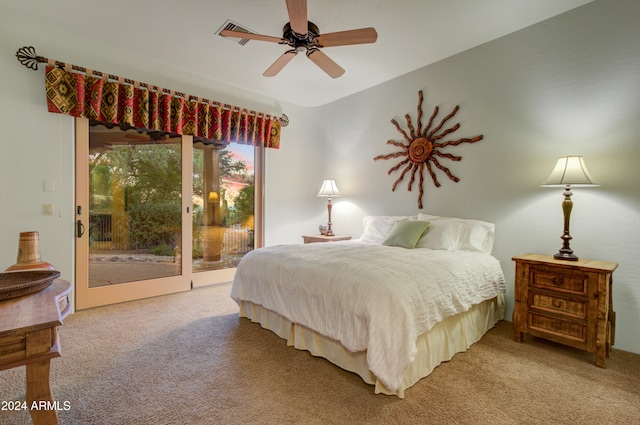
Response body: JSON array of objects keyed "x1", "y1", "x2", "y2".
[
  {"x1": 75, "y1": 119, "x2": 192, "y2": 309},
  {"x1": 75, "y1": 118, "x2": 263, "y2": 309}
]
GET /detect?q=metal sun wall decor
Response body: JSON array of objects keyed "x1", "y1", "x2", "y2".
[{"x1": 374, "y1": 90, "x2": 483, "y2": 209}]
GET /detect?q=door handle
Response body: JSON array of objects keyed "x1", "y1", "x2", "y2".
[{"x1": 76, "y1": 219, "x2": 85, "y2": 238}]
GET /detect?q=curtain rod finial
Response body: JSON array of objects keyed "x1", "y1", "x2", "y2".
[
  {"x1": 280, "y1": 114, "x2": 289, "y2": 127},
  {"x1": 16, "y1": 46, "x2": 42, "y2": 71}
]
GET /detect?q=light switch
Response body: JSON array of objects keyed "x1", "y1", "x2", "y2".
[{"x1": 43, "y1": 204, "x2": 54, "y2": 215}]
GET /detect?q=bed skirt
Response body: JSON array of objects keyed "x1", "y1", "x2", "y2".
[{"x1": 237, "y1": 293, "x2": 505, "y2": 398}]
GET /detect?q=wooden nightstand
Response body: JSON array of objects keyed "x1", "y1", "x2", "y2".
[
  {"x1": 512, "y1": 254, "x2": 618, "y2": 367},
  {"x1": 302, "y1": 235, "x2": 352, "y2": 244}
]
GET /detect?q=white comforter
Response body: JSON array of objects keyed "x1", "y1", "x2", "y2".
[{"x1": 231, "y1": 241, "x2": 506, "y2": 392}]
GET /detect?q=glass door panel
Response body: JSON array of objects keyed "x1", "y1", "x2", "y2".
[
  {"x1": 191, "y1": 142, "x2": 256, "y2": 287},
  {"x1": 88, "y1": 126, "x2": 182, "y2": 286},
  {"x1": 75, "y1": 119, "x2": 191, "y2": 309}
]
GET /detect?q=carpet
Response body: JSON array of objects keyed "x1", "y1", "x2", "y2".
[{"x1": 1, "y1": 284, "x2": 639, "y2": 424}]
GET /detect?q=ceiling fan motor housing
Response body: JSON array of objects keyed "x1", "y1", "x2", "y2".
[{"x1": 283, "y1": 21, "x2": 320, "y2": 51}]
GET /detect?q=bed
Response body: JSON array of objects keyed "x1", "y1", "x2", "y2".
[{"x1": 231, "y1": 213, "x2": 506, "y2": 398}]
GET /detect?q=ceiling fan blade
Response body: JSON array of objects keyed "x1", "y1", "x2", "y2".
[
  {"x1": 314, "y1": 27, "x2": 378, "y2": 47},
  {"x1": 286, "y1": 0, "x2": 308, "y2": 36},
  {"x1": 220, "y1": 29, "x2": 285, "y2": 44},
  {"x1": 306, "y1": 49, "x2": 345, "y2": 79},
  {"x1": 263, "y1": 50, "x2": 297, "y2": 77}
]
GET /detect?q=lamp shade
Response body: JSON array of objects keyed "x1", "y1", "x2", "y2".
[
  {"x1": 317, "y1": 180, "x2": 341, "y2": 197},
  {"x1": 541, "y1": 156, "x2": 599, "y2": 187}
]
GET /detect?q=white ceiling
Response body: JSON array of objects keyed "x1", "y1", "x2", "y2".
[{"x1": 12, "y1": 0, "x2": 594, "y2": 107}]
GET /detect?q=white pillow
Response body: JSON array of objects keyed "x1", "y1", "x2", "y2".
[
  {"x1": 417, "y1": 213, "x2": 495, "y2": 254},
  {"x1": 359, "y1": 215, "x2": 416, "y2": 244},
  {"x1": 460, "y1": 219, "x2": 495, "y2": 253},
  {"x1": 415, "y1": 220, "x2": 464, "y2": 250}
]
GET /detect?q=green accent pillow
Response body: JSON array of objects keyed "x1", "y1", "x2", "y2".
[{"x1": 382, "y1": 220, "x2": 430, "y2": 249}]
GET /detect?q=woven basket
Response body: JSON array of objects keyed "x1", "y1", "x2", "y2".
[{"x1": 0, "y1": 270, "x2": 61, "y2": 301}]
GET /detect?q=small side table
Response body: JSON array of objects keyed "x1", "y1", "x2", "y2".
[
  {"x1": 512, "y1": 254, "x2": 617, "y2": 367},
  {"x1": 0, "y1": 279, "x2": 71, "y2": 425},
  {"x1": 302, "y1": 235, "x2": 352, "y2": 244}
]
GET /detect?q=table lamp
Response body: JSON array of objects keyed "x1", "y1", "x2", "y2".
[
  {"x1": 317, "y1": 180, "x2": 340, "y2": 237},
  {"x1": 541, "y1": 156, "x2": 599, "y2": 261}
]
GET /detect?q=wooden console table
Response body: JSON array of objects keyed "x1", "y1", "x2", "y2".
[{"x1": 0, "y1": 279, "x2": 71, "y2": 425}]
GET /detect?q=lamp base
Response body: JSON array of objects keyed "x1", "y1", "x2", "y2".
[
  {"x1": 324, "y1": 196, "x2": 334, "y2": 237},
  {"x1": 554, "y1": 230, "x2": 579, "y2": 261},
  {"x1": 554, "y1": 250, "x2": 579, "y2": 261}
]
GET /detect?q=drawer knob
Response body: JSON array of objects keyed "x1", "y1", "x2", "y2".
[
  {"x1": 552, "y1": 277, "x2": 564, "y2": 286},
  {"x1": 552, "y1": 299, "x2": 563, "y2": 309}
]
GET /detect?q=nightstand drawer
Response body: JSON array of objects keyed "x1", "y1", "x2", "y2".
[
  {"x1": 529, "y1": 292, "x2": 587, "y2": 320},
  {"x1": 530, "y1": 266, "x2": 587, "y2": 295},
  {"x1": 528, "y1": 313, "x2": 587, "y2": 344}
]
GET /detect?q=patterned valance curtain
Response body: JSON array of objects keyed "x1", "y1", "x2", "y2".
[{"x1": 43, "y1": 64, "x2": 281, "y2": 149}]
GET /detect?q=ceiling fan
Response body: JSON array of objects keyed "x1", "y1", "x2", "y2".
[{"x1": 220, "y1": 0, "x2": 378, "y2": 78}]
